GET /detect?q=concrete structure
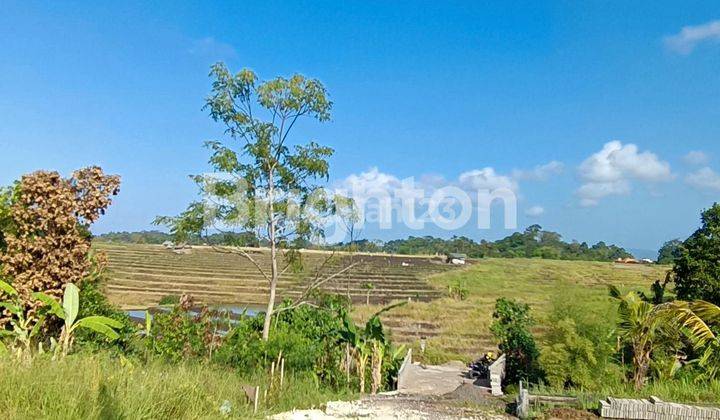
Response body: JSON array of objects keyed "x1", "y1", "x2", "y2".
[
  {"x1": 600, "y1": 396, "x2": 720, "y2": 419},
  {"x1": 397, "y1": 349, "x2": 472, "y2": 396},
  {"x1": 488, "y1": 354, "x2": 505, "y2": 396}
]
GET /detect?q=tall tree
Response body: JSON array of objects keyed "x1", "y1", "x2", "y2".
[
  {"x1": 657, "y1": 239, "x2": 682, "y2": 265},
  {"x1": 156, "y1": 63, "x2": 334, "y2": 340},
  {"x1": 1, "y1": 167, "x2": 120, "y2": 323},
  {"x1": 673, "y1": 204, "x2": 720, "y2": 305}
]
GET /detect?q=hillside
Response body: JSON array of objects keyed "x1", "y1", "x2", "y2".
[
  {"x1": 97, "y1": 243, "x2": 668, "y2": 361},
  {"x1": 355, "y1": 258, "x2": 669, "y2": 361},
  {"x1": 96, "y1": 243, "x2": 454, "y2": 308}
]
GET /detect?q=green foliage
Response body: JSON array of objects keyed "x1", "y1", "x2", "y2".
[
  {"x1": 379, "y1": 226, "x2": 631, "y2": 261},
  {"x1": 155, "y1": 63, "x2": 335, "y2": 244},
  {"x1": 158, "y1": 294, "x2": 181, "y2": 306},
  {"x1": 148, "y1": 304, "x2": 222, "y2": 362},
  {"x1": 0, "y1": 186, "x2": 15, "y2": 252},
  {"x1": 657, "y1": 239, "x2": 682, "y2": 264},
  {"x1": 95, "y1": 230, "x2": 259, "y2": 246},
  {"x1": 215, "y1": 297, "x2": 351, "y2": 387},
  {"x1": 34, "y1": 284, "x2": 124, "y2": 357},
  {"x1": 673, "y1": 203, "x2": 720, "y2": 304},
  {"x1": 540, "y1": 290, "x2": 620, "y2": 390},
  {"x1": 490, "y1": 297, "x2": 542, "y2": 386},
  {"x1": 540, "y1": 318, "x2": 598, "y2": 389},
  {"x1": 76, "y1": 280, "x2": 136, "y2": 353},
  {"x1": 155, "y1": 63, "x2": 336, "y2": 340},
  {"x1": 447, "y1": 280, "x2": 469, "y2": 300},
  {"x1": 0, "y1": 279, "x2": 46, "y2": 361}
]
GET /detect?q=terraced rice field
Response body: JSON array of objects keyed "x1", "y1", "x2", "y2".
[
  {"x1": 96, "y1": 243, "x2": 454, "y2": 309},
  {"x1": 97, "y1": 243, "x2": 669, "y2": 362}
]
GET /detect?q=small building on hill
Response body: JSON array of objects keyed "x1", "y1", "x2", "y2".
[{"x1": 446, "y1": 253, "x2": 467, "y2": 265}]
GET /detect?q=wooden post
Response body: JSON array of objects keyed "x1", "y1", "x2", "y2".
[
  {"x1": 253, "y1": 386, "x2": 259, "y2": 414},
  {"x1": 516, "y1": 381, "x2": 530, "y2": 419},
  {"x1": 280, "y1": 357, "x2": 285, "y2": 388}
]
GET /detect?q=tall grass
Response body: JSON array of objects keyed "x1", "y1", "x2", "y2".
[
  {"x1": 0, "y1": 353, "x2": 355, "y2": 419},
  {"x1": 532, "y1": 378, "x2": 720, "y2": 408}
]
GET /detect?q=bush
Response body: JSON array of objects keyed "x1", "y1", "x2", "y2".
[
  {"x1": 540, "y1": 318, "x2": 599, "y2": 389},
  {"x1": 76, "y1": 279, "x2": 137, "y2": 354},
  {"x1": 214, "y1": 295, "x2": 349, "y2": 387},
  {"x1": 490, "y1": 297, "x2": 542, "y2": 386},
  {"x1": 158, "y1": 295, "x2": 181, "y2": 306},
  {"x1": 448, "y1": 280, "x2": 469, "y2": 300},
  {"x1": 148, "y1": 297, "x2": 222, "y2": 361}
]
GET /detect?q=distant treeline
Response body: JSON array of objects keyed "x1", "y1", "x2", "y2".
[
  {"x1": 333, "y1": 225, "x2": 631, "y2": 261},
  {"x1": 94, "y1": 230, "x2": 259, "y2": 247},
  {"x1": 95, "y1": 224, "x2": 632, "y2": 262}
]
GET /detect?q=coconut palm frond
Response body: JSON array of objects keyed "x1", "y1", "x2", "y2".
[{"x1": 690, "y1": 301, "x2": 720, "y2": 324}]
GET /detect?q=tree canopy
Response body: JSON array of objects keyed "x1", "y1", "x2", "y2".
[{"x1": 673, "y1": 203, "x2": 720, "y2": 305}]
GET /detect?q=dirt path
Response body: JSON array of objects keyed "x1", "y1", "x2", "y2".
[
  {"x1": 271, "y1": 393, "x2": 511, "y2": 419},
  {"x1": 398, "y1": 360, "x2": 473, "y2": 395}
]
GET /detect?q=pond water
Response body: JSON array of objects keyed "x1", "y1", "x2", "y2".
[{"x1": 126, "y1": 304, "x2": 264, "y2": 321}]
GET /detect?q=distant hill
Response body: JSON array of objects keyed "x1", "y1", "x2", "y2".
[{"x1": 627, "y1": 248, "x2": 658, "y2": 261}]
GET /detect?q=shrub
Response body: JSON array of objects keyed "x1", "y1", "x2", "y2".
[
  {"x1": 148, "y1": 296, "x2": 222, "y2": 361},
  {"x1": 540, "y1": 318, "x2": 599, "y2": 389},
  {"x1": 158, "y1": 295, "x2": 181, "y2": 306},
  {"x1": 490, "y1": 297, "x2": 542, "y2": 386},
  {"x1": 76, "y1": 279, "x2": 136, "y2": 353},
  {"x1": 540, "y1": 290, "x2": 620, "y2": 390},
  {"x1": 448, "y1": 280, "x2": 469, "y2": 300}
]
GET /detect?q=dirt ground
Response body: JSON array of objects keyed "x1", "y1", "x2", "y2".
[{"x1": 271, "y1": 392, "x2": 512, "y2": 419}]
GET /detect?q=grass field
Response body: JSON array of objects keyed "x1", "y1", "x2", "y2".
[
  {"x1": 354, "y1": 258, "x2": 669, "y2": 362},
  {"x1": 0, "y1": 353, "x2": 354, "y2": 419}
]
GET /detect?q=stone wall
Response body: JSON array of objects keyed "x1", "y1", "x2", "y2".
[{"x1": 600, "y1": 396, "x2": 720, "y2": 419}]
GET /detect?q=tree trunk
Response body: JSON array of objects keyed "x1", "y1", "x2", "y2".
[
  {"x1": 371, "y1": 341, "x2": 384, "y2": 394},
  {"x1": 357, "y1": 353, "x2": 367, "y2": 393},
  {"x1": 262, "y1": 176, "x2": 278, "y2": 341},
  {"x1": 632, "y1": 346, "x2": 650, "y2": 390}
]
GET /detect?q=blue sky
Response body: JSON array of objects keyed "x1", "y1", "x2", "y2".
[{"x1": 2, "y1": 1, "x2": 720, "y2": 252}]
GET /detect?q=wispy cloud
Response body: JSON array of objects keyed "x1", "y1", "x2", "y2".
[
  {"x1": 682, "y1": 150, "x2": 710, "y2": 166},
  {"x1": 188, "y1": 37, "x2": 237, "y2": 59},
  {"x1": 686, "y1": 167, "x2": 720, "y2": 192},
  {"x1": 512, "y1": 161, "x2": 564, "y2": 181},
  {"x1": 524, "y1": 205, "x2": 545, "y2": 217},
  {"x1": 664, "y1": 20, "x2": 720, "y2": 55}
]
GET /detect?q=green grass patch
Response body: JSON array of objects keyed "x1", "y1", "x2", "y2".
[
  {"x1": 0, "y1": 353, "x2": 355, "y2": 419},
  {"x1": 352, "y1": 258, "x2": 668, "y2": 362}
]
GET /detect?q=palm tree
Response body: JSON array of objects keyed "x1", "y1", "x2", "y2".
[{"x1": 609, "y1": 286, "x2": 716, "y2": 389}]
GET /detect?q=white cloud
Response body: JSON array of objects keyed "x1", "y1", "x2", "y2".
[
  {"x1": 576, "y1": 180, "x2": 631, "y2": 207},
  {"x1": 524, "y1": 205, "x2": 545, "y2": 217},
  {"x1": 337, "y1": 167, "x2": 403, "y2": 200},
  {"x1": 686, "y1": 167, "x2": 720, "y2": 191},
  {"x1": 188, "y1": 37, "x2": 238, "y2": 59},
  {"x1": 664, "y1": 20, "x2": 720, "y2": 54},
  {"x1": 683, "y1": 150, "x2": 710, "y2": 166},
  {"x1": 458, "y1": 167, "x2": 518, "y2": 192},
  {"x1": 512, "y1": 161, "x2": 564, "y2": 181},
  {"x1": 576, "y1": 141, "x2": 672, "y2": 206}
]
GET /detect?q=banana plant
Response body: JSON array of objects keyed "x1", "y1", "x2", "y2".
[
  {"x1": 33, "y1": 283, "x2": 123, "y2": 357},
  {"x1": 0, "y1": 279, "x2": 46, "y2": 362},
  {"x1": 338, "y1": 302, "x2": 406, "y2": 394}
]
